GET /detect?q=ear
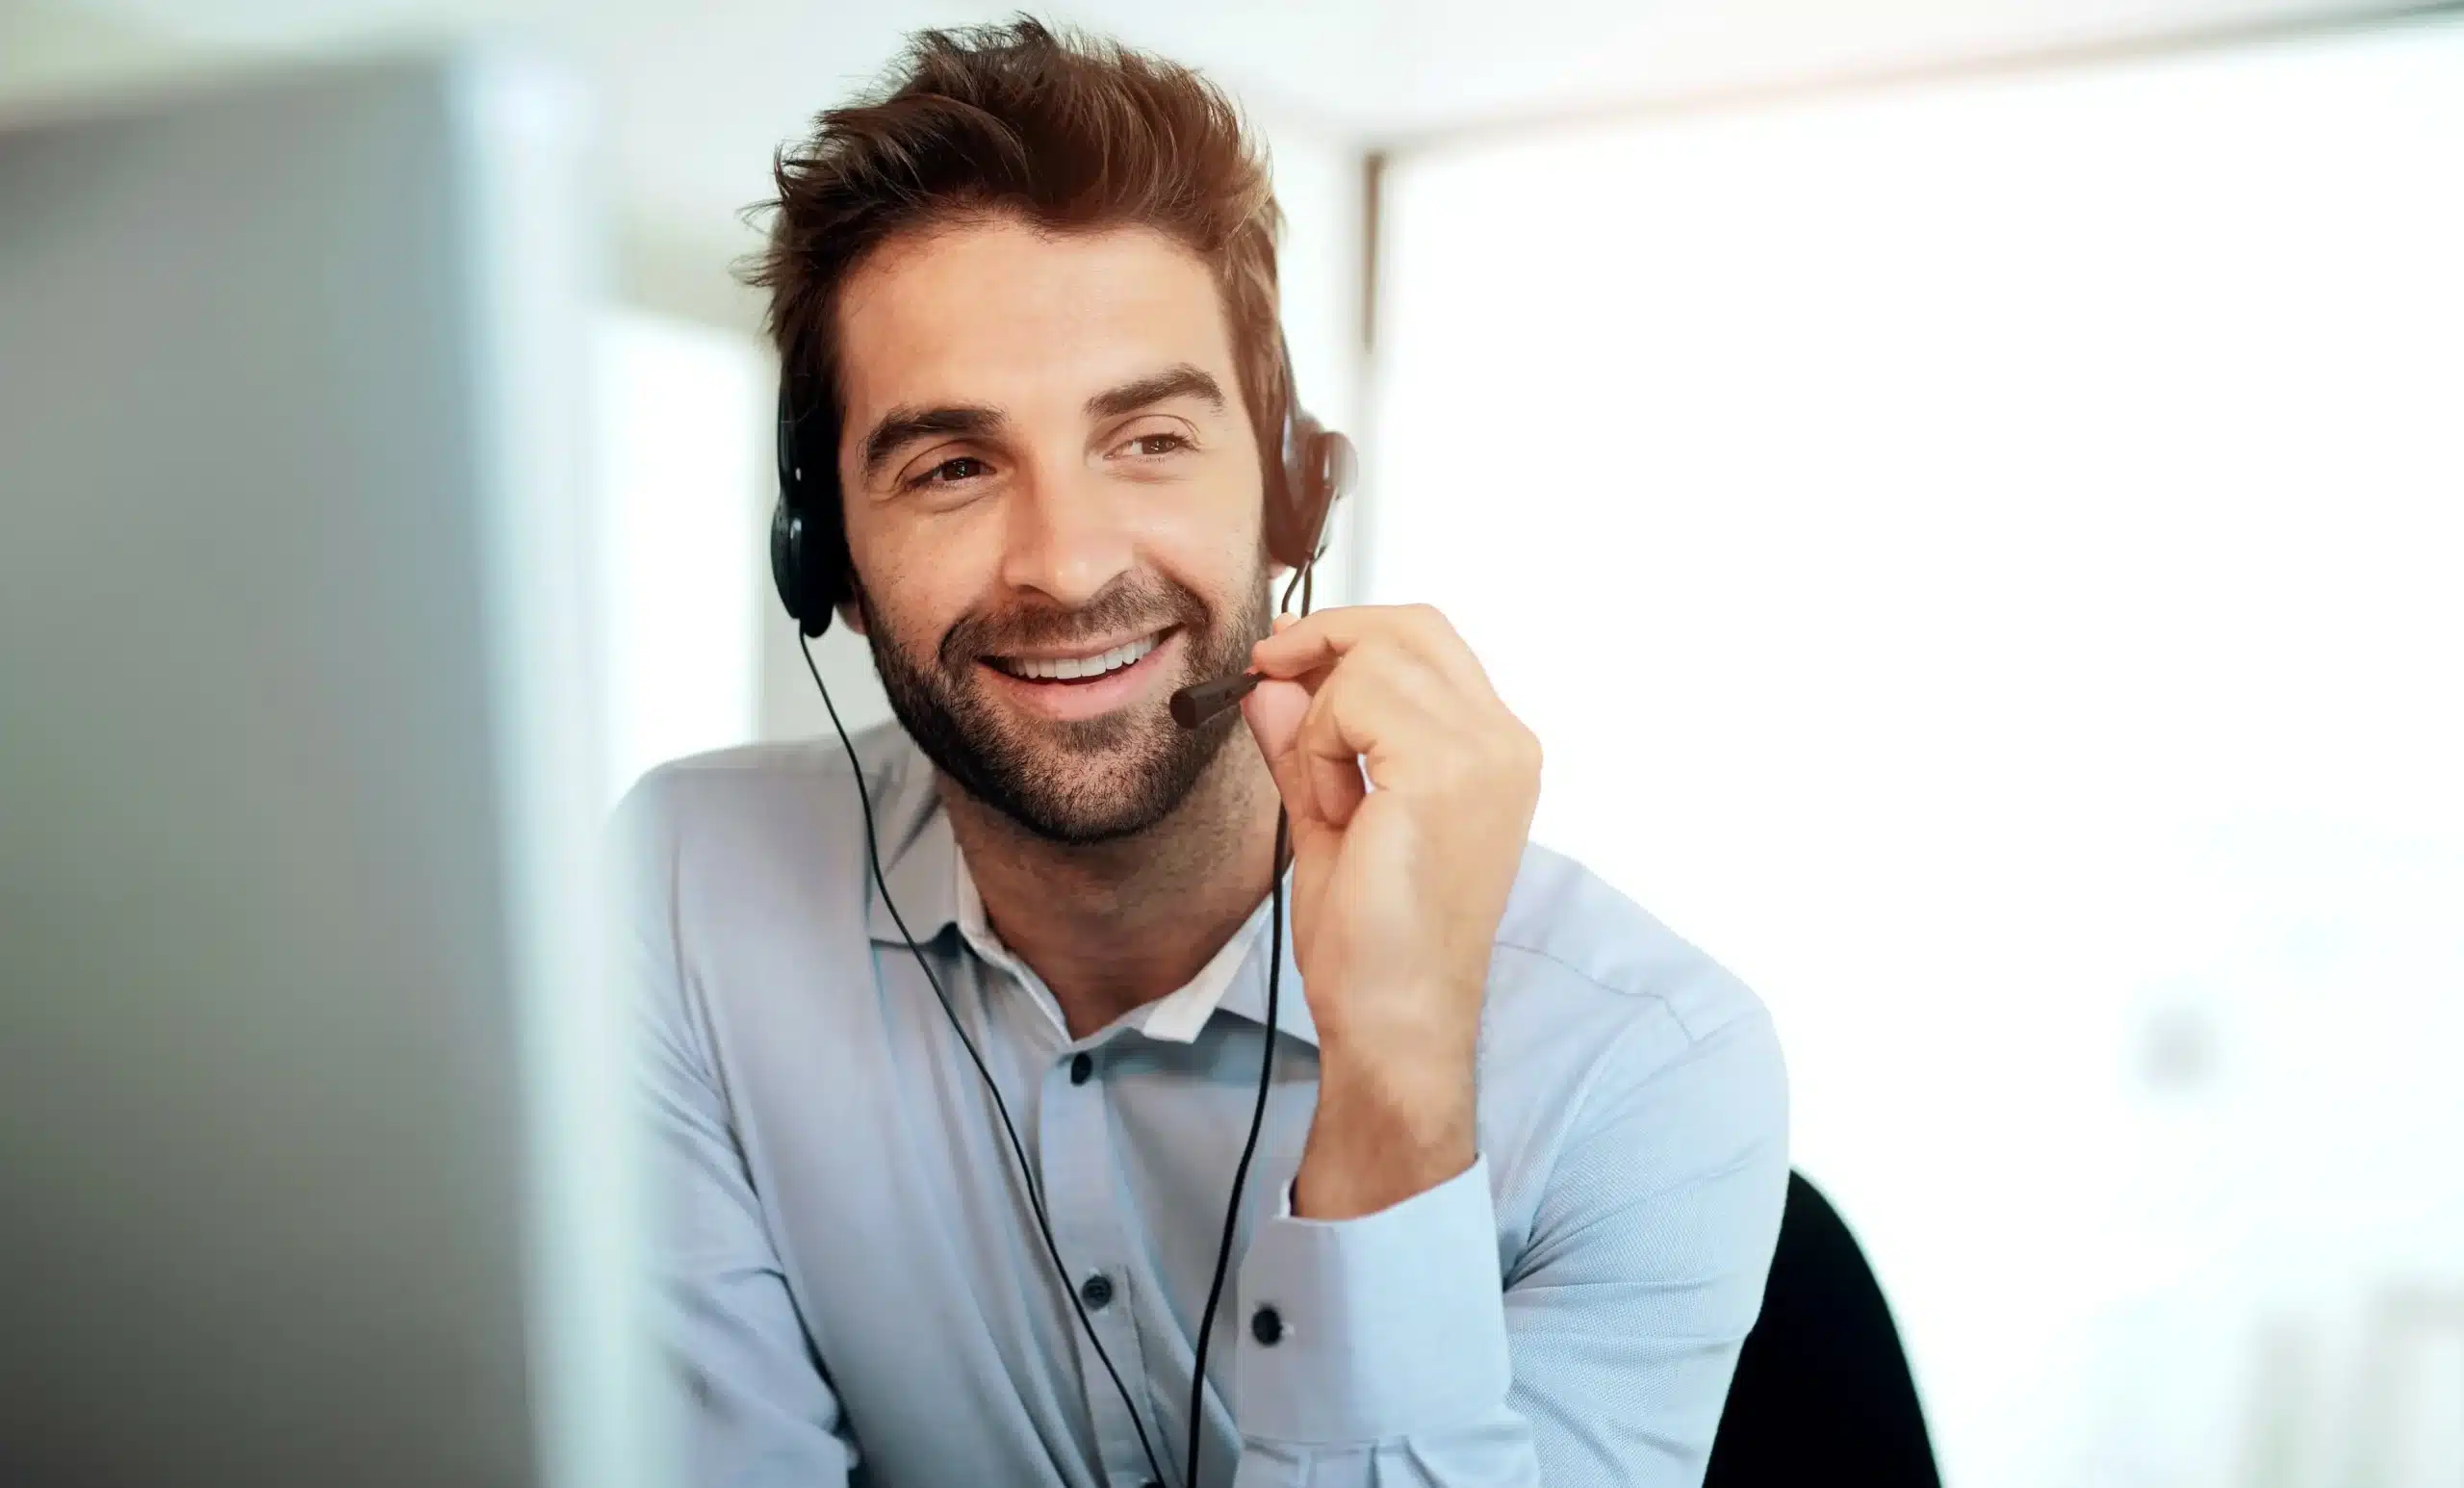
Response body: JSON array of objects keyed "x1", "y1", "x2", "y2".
[{"x1": 835, "y1": 598, "x2": 868, "y2": 636}]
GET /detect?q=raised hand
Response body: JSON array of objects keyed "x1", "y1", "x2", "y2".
[{"x1": 1242, "y1": 604, "x2": 1543, "y2": 1219}]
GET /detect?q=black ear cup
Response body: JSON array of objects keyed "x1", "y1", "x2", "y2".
[
  {"x1": 772, "y1": 380, "x2": 827, "y2": 637},
  {"x1": 1315, "y1": 429, "x2": 1357, "y2": 516},
  {"x1": 772, "y1": 485, "x2": 853, "y2": 640},
  {"x1": 773, "y1": 378, "x2": 853, "y2": 639},
  {"x1": 1291, "y1": 426, "x2": 1353, "y2": 565},
  {"x1": 1266, "y1": 412, "x2": 1350, "y2": 571},
  {"x1": 770, "y1": 500, "x2": 830, "y2": 639}
]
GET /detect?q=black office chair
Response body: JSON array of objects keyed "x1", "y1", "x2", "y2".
[{"x1": 1705, "y1": 1170, "x2": 1940, "y2": 1487}]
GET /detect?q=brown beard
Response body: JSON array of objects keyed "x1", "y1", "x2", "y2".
[{"x1": 859, "y1": 564, "x2": 1272, "y2": 844}]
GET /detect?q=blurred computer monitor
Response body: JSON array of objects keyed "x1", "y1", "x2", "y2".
[{"x1": 0, "y1": 51, "x2": 655, "y2": 1488}]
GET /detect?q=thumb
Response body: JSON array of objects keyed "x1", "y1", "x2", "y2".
[{"x1": 1241, "y1": 676, "x2": 1322, "y2": 827}]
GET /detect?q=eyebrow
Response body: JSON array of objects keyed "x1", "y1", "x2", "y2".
[
  {"x1": 857, "y1": 365, "x2": 1227, "y2": 481},
  {"x1": 1086, "y1": 364, "x2": 1226, "y2": 422},
  {"x1": 860, "y1": 404, "x2": 1005, "y2": 480}
]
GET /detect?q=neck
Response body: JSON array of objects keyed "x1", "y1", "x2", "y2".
[{"x1": 939, "y1": 739, "x2": 1281, "y2": 1040}]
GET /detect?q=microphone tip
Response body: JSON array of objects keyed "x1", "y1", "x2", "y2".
[{"x1": 1168, "y1": 671, "x2": 1260, "y2": 730}]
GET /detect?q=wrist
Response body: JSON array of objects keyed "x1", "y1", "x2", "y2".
[
  {"x1": 1303, "y1": 968, "x2": 1482, "y2": 1073},
  {"x1": 1293, "y1": 1046, "x2": 1476, "y2": 1220}
]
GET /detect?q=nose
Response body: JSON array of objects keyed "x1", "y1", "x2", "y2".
[{"x1": 998, "y1": 462, "x2": 1133, "y2": 611}]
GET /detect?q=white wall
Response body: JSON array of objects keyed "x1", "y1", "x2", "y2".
[
  {"x1": 1370, "y1": 16, "x2": 2464, "y2": 1488},
  {"x1": 596, "y1": 309, "x2": 767, "y2": 801},
  {"x1": 1258, "y1": 107, "x2": 1367, "y2": 611}
]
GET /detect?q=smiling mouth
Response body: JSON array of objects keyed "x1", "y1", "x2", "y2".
[{"x1": 983, "y1": 628, "x2": 1171, "y2": 684}]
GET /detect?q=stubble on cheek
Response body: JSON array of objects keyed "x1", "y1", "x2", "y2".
[{"x1": 856, "y1": 568, "x2": 1263, "y2": 842}]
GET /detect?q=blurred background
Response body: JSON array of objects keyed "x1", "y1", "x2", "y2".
[{"x1": 8, "y1": 3, "x2": 2459, "y2": 1485}]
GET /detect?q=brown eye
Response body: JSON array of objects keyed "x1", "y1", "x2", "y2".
[
  {"x1": 1129, "y1": 433, "x2": 1190, "y2": 456},
  {"x1": 917, "y1": 456, "x2": 988, "y2": 487}
]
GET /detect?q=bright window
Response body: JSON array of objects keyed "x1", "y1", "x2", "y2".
[{"x1": 1372, "y1": 18, "x2": 2464, "y2": 1487}]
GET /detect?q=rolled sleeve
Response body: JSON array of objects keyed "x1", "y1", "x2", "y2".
[{"x1": 1234, "y1": 1157, "x2": 1512, "y2": 1446}]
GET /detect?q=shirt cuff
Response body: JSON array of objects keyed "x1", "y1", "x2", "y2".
[{"x1": 1233, "y1": 1156, "x2": 1510, "y2": 1446}]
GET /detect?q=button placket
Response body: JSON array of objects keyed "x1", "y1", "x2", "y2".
[{"x1": 1038, "y1": 1033, "x2": 1163, "y2": 1484}]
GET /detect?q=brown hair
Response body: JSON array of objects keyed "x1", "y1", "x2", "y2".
[{"x1": 741, "y1": 16, "x2": 1288, "y2": 475}]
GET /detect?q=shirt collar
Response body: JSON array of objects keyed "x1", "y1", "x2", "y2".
[
  {"x1": 857, "y1": 730, "x2": 1316, "y2": 1048},
  {"x1": 1190, "y1": 880, "x2": 1318, "y2": 1050},
  {"x1": 858, "y1": 730, "x2": 961, "y2": 948}
]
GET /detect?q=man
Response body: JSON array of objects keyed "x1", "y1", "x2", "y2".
[{"x1": 616, "y1": 18, "x2": 1787, "y2": 1488}]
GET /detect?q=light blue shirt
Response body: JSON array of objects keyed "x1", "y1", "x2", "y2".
[{"x1": 613, "y1": 725, "x2": 1788, "y2": 1488}]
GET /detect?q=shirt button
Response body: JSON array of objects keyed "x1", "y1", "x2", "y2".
[
  {"x1": 1068, "y1": 1052, "x2": 1093, "y2": 1085},
  {"x1": 1078, "y1": 1272, "x2": 1114, "y2": 1310},
  {"x1": 1250, "y1": 1304, "x2": 1284, "y2": 1347}
]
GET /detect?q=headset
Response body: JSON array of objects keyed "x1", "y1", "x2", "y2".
[
  {"x1": 774, "y1": 343, "x2": 1353, "y2": 1488},
  {"x1": 772, "y1": 344, "x2": 1351, "y2": 639}
]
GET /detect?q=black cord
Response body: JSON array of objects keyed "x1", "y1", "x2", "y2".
[
  {"x1": 1185, "y1": 554, "x2": 1317, "y2": 1488},
  {"x1": 805, "y1": 552, "x2": 1317, "y2": 1488},
  {"x1": 1185, "y1": 811, "x2": 1287, "y2": 1488},
  {"x1": 800, "y1": 636, "x2": 1171, "y2": 1488}
]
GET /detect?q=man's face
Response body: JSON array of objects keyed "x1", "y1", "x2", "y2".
[{"x1": 832, "y1": 217, "x2": 1273, "y2": 843}]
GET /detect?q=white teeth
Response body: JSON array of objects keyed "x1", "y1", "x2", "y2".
[{"x1": 1000, "y1": 631, "x2": 1160, "y2": 681}]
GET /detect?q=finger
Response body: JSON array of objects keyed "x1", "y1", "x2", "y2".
[
  {"x1": 1272, "y1": 619, "x2": 1464, "y2": 744},
  {"x1": 1250, "y1": 603, "x2": 1493, "y2": 695},
  {"x1": 1245, "y1": 607, "x2": 1362, "y2": 680},
  {"x1": 1246, "y1": 645, "x2": 1454, "y2": 830},
  {"x1": 1288, "y1": 648, "x2": 1458, "y2": 811},
  {"x1": 1311, "y1": 748, "x2": 1368, "y2": 831},
  {"x1": 1241, "y1": 675, "x2": 1328, "y2": 829},
  {"x1": 1292, "y1": 681, "x2": 1370, "y2": 829}
]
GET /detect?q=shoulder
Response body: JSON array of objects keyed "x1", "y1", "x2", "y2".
[
  {"x1": 612, "y1": 727, "x2": 902, "y2": 871},
  {"x1": 615, "y1": 732, "x2": 867, "y2": 838},
  {"x1": 1481, "y1": 845, "x2": 1789, "y2": 1290},
  {"x1": 1476, "y1": 843, "x2": 1787, "y2": 1213},
  {"x1": 606, "y1": 725, "x2": 924, "y2": 946},
  {"x1": 1488, "y1": 840, "x2": 1775, "y2": 1054},
  {"x1": 607, "y1": 729, "x2": 924, "y2": 1055}
]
